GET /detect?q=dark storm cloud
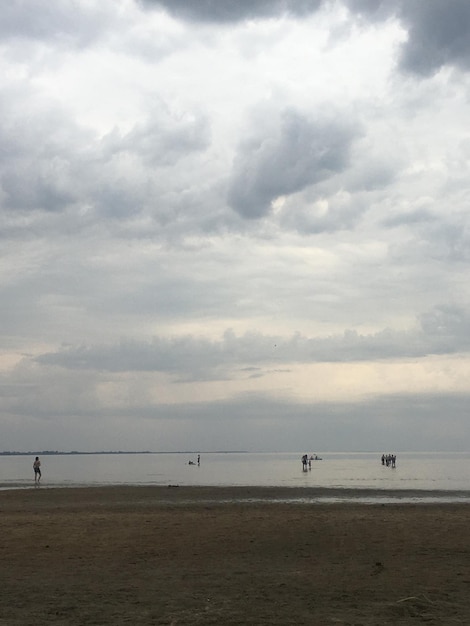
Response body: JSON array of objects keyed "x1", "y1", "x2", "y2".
[
  {"x1": 141, "y1": 0, "x2": 323, "y2": 23},
  {"x1": 399, "y1": 0, "x2": 470, "y2": 76},
  {"x1": 346, "y1": 0, "x2": 470, "y2": 76},
  {"x1": 228, "y1": 109, "x2": 358, "y2": 219}
]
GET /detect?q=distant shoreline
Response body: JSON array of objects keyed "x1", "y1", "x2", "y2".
[
  {"x1": 2, "y1": 450, "x2": 467, "y2": 456},
  {"x1": 0, "y1": 450, "x2": 247, "y2": 456}
]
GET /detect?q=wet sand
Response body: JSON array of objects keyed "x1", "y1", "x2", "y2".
[{"x1": 1, "y1": 485, "x2": 469, "y2": 625}]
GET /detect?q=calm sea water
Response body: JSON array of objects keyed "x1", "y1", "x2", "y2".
[{"x1": 1, "y1": 451, "x2": 470, "y2": 502}]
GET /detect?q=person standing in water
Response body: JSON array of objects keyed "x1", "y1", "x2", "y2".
[{"x1": 33, "y1": 456, "x2": 41, "y2": 483}]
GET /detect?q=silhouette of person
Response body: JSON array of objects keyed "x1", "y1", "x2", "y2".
[{"x1": 33, "y1": 457, "x2": 41, "y2": 483}]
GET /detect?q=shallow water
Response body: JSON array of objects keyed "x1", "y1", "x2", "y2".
[{"x1": 1, "y1": 451, "x2": 470, "y2": 503}]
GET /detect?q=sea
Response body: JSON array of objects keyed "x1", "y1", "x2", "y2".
[{"x1": 1, "y1": 451, "x2": 470, "y2": 503}]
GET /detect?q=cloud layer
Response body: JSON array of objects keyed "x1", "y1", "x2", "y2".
[{"x1": 1, "y1": 0, "x2": 470, "y2": 452}]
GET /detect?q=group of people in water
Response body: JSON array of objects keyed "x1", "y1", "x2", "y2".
[
  {"x1": 301, "y1": 452, "x2": 398, "y2": 472},
  {"x1": 301, "y1": 454, "x2": 321, "y2": 470},
  {"x1": 381, "y1": 453, "x2": 397, "y2": 468}
]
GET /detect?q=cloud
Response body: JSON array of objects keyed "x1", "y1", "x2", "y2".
[
  {"x1": 228, "y1": 109, "x2": 359, "y2": 219},
  {"x1": 141, "y1": 0, "x2": 323, "y2": 24},
  {"x1": 32, "y1": 305, "x2": 470, "y2": 382},
  {"x1": 101, "y1": 110, "x2": 210, "y2": 167},
  {"x1": 0, "y1": 83, "x2": 211, "y2": 229},
  {"x1": 2, "y1": 374, "x2": 470, "y2": 451},
  {"x1": 399, "y1": 0, "x2": 470, "y2": 76},
  {"x1": 346, "y1": 0, "x2": 470, "y2": 76},
  {"x1": 2, "y1": 0, "x2": 470, "y2": 453},
  {"x1": 0, "y1": 0, "x2": 116, "y2": 46},
  {"x1": 0, "y1": 88, "x2": 90, "y2": 215},
  {"x1": 382, "y1": 208, "x2": 437, "y2": 229},
  {"x1": 343, "y1": 0, "x2": 397, "y2": 22},
  {"x1": 278, "y1": 190, "x2": 365, "y2": 234}
]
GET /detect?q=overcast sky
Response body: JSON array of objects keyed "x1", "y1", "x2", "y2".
[{"x1": 2, "y1": 0, "x2": 470, "y2": 452}]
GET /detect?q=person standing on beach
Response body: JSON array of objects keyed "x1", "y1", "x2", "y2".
[{"x1": 33, "y1": 457, "x2": 41, "y2": 483}]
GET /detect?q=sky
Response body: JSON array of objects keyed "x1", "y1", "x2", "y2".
[{"x1": 2, "y1": 0, "x2": 470, "y2": 453}]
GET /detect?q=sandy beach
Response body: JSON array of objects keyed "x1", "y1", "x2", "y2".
[{"x1": 1, "y1": 486, "x2": 469, "y2": 625}]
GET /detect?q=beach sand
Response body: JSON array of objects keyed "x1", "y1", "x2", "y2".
[{"x1": 1, "y1": 486, "x2": 469, "y2": 625}]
